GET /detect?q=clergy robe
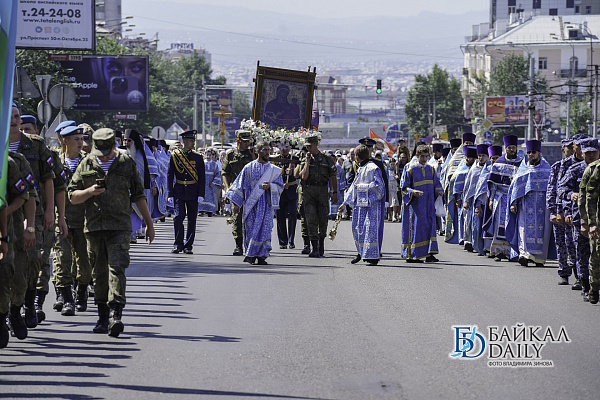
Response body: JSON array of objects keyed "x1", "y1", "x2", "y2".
[
  {"x1": 451, "y1": 160, "x2": 472, "y2": 244},
  {"x1": 400, "y1": 161, "x2": 443, "y2": 260},
  {"x1": 505, "y1": 158, "x2": 553, "y2": 264},
  {"x1": 483, "y1": 153, "x2": 523, "y2": 258},
  {"x1": 198, "y1": 160, "x2": 222, "y2": 213},
  {"x1": 226, "y1": 160, "x2": 284, "y2": 258},
  {"x1": 462, "y1": 160, "x2": 489, "y2": 249},
  {"x1": 473, "y1": 163, "x2": 493, "y2": 255},
  {"x1": 330, "y1": 163, "x2": 347, "y2": 218},
  {"x1": 343, "y1": 161, "x2": 386, "y2": 260},
  {"x1": 131, "y1": 143, "x2": 161, "y2": 234}
]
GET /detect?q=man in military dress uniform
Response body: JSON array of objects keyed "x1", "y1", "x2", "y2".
[
  {"x1": 221, "y1": 130, "x2": 255, "y2": 255},
  {"x1": 298, "y1": 135, "x2": 337, "y2": 258},
  {"x1": 167, "y1": 130, "x2": 205, "y2": 254}
]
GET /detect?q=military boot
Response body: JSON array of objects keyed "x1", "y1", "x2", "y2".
[
  {"x1": 582, "y1": 279, "x2": 591, "y2": 303},
  {"x1": 233, "y1": 238, "x2": 244, "y2": 256},
  {"x1": 22, "y1": 290, "x2": 38, "y2": 328},
  {"x1": 53, "y1": 286, "x2": 64, "y2": 312},
  {"x1": 35, "y1": 291, "x2": 47, "y2": 323},
  {"x1": 76, "y1": 284, "x2": 88, "y2": 312},
  {"x1": 8, "y1": 305, "x2": 27, "y2": 340},
  {"x1": 319, "y1": 238, "x2": 325, "y2": 257},
  {"x1": 0, "y1": 312, "x2": 9, "y2": 348},
  {"x1": 308, "y1": 240, "x2": 320, "y2": 258},
  {"x1": 589, "y1": 288, "x2": 599, "y2": 304},
  {"x1": 108, "y1": 304, "x2": 124, "y2": 338},
  {"x1": 93, "y1": 303, "x2": 109, "y2": 334},
  {"x1": 61, "y1": 286, "x2": 75, "y2": 316},
  {"x1": 301, "y1": 237, "x2": 311, "y2": 254}
]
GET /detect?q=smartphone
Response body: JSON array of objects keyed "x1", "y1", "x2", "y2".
[
  {"x1": 110, "y1": 76, "x2": 139, "y2": 106},
  {"x1": 96, "y1": 178, "x2": 106, "y2": 188}
]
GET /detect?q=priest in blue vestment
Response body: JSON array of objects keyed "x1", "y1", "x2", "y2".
[
  {"x1": 453, "y1": 145, "x2": 477, "y2": 245},
  {"x1": 484, "y1": 134, "x2": 523, "y2": 261},
  {"x1": 226, "y1": 141, "x2": 284, "y2": 265},
  {"x1": 462, "y1": 144, "x2": 489, "y2": 252},
  {"x1": 339, "y1": 144, "x2": 386, "y2": 265},
  {"x1": 473, "y1": 145, "x2": 503, "y2": 256},
  {"x1": 198, "y1": 148, "x2": 222, "y2": 216},
  {"x1": 400, "y1": 144, "x2": 444, "y2": 263},
  {"x1": 505, "y1": 140, "x2": 553, "y2": 267}
]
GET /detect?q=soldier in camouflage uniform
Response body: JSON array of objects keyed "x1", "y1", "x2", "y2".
[
  {"x1": 294, "y1": 145, "x2": 311, "y2": 254},
  {"x1": 579, "y1": 155, "x2": 600, "y2": 303},
  {"x1": 584, "y1": 147, "x2": 600, "y2": 304},
  {"x1": 6, "y1": 152, "x2": 38, "y2": 341},
  {"x1": 298, "y1": 135, "x2": 337, "y2": 258},
  {"x1": 51, "y1": 124, "x2": 92, "y2": 315},
  {"x1": 221, "y1": 130, "x2": 255, "y2": 255},
  {"x1": 69, "y1": 128, "x2": 155, "y2": 337},
  {"x1": 33, "y1": 120, "x2": 70, "y2": 321},
  {"x1": 1, "y1": 155, "x2": 32, "y2": 347},
  {"x1": 8, "y1": 106, "x2": 65, "y2": 329}
]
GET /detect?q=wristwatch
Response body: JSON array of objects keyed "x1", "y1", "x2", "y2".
[{"x1": 25, "y1": 227, "x2": 35, "y2": 233}]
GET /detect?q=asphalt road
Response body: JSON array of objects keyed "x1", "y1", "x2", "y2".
[{"x1": 1, "y1": 215, "x2": 599, "y2": 400}]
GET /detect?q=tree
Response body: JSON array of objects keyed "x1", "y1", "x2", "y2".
[
  {"x1": 404, "y1": 64, "x2": 464, "y2": 138},
  {"x1": 561, "y1": 96, "x2": 593, "y2": 134},
  {"x1": 233, "y1": 90, "x2": 252, "y2": 121}
]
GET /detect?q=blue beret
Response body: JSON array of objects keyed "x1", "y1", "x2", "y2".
[
  {"x1": 60, "y1": 126, "x2": 84, "y2": 137},
  {"x1": 20, "y1": 115, "x2": 37, "y2": 125},
  {"x1": 55, "y1": 120, "x2": 77, "y2": 134}
]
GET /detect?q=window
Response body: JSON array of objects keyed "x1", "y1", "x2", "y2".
[
  {"x1": 570, "y1": 56, "x2": 579, "y2": 72},
  {"x1": 566, "y1": 0, "x2": 574, "y2": 8},
  {"x1": 586, "y1": 6, "x2": 592, "y2": 14},
  {"x1": 508, "y1": 0, "x2": 516, "y2": 6},
  {"x1": 568, "y1": 29, "x2": 579, "y2": 39},
  {"x1": 533, "y1": 0, "x2": 541, "y2": 9},
  {"x1": 575, "y1": 5, "x2": 580, "y2": 13},
  {"x1": 539, "y1": 57, "x2": 548, "y2": 70},
  {"x1": 509, "y1": 6, "x2": 517, "y2": 15},
  {"x1": 549, "y1": 9, "x2": 558, "y2": 15}
]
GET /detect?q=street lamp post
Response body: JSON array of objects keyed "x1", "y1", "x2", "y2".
[{"x1": 551, "y1": 35, "x2": 576, "y2": 138}]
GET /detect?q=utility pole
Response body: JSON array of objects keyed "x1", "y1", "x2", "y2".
[
  {"x1": 594, "y1": 65, "x2": 599, "y2": 138},
  {"x1": 193, "y1": 82, "x2": 198, "y2": 132},
  {"x1": 528, "y1": 56, "x2": 535, "y2": 140},
  {"x1": 202, "y1": 75, "x2": 206, "y2": 146},
  {"x1": 566, "y1": 50, "x2": 575, "y2": 139}
]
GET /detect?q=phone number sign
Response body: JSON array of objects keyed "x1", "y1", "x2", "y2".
[{"x1": 16, "y1": 0, "x2": 95, "y2": 50}]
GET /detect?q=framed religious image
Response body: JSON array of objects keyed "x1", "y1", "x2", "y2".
[{"x1": 252, "y1": 63, "x2": 317, "y2": 130}]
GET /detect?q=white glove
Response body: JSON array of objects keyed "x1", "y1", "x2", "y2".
[
  {"x1": 198, "y1": 197, "x2": 204, "y2": 202},
  {"x1": 168, "y1": 197, "x2": 173, "y2": 203}
]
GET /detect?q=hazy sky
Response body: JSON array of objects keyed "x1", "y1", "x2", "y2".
[{"x1": 128, "y1": 0, "x2": 488, "y2": 19}]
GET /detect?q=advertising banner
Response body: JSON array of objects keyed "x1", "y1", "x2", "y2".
[
  {"x1": 1, "y1": 1, "x2": 19, "y2": 208},
  {"x1": 485, "y1": 96, "x2": 544, "y2": 126},
  {"x1": 16, "y1": 0, "x2": 95, "y2": 50},
  {"x1": 59, "y1": 56, "x2": 149, "y2": 112}
]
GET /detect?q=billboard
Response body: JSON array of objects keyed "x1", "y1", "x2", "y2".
[
  {"x1": 485, "y1": 96, "x2": 544, "y2": 126},
  {"x1": 16, "y1": 0, "x2": 95, "y2": 50},
  {"x1": 59, "y1": 56, "x2": 149, "y2": 112}
]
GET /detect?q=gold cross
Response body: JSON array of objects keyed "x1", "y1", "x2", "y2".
[{"x1": 214, "y1": 106, "x2": 232, "y2": 148}]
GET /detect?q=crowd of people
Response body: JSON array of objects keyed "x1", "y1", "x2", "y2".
[{"x1": 3, "y1": 105, "x2": 598, "y2": 351}]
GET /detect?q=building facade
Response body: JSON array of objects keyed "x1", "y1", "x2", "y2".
[
  {"x1": 95, "y1": 0, "x2": 122, "y2": 36},
  {"x1": 490, "y1": 0, "x2": 600, "y2": 28}
]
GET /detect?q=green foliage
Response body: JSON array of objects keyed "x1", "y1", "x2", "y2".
[
  {"x1": 233, "y1": 90, "x2": 251, "y2": 121},
  {"x1": 560, "y1": 96, "x2": 593, "y2": 134},
  {"x1": 405, "y1": 64, "x2": 464, "y2": 138},
  {"x1": 15, "y1": 37, "x2": 227, "y2": 135}
]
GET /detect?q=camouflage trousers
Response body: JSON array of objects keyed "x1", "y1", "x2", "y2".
[
  {"x1": 554, "y1": 223, "x2": 576, "y2": 277},
  {"x1": 590, "y1": 239, "x2": 600, "y2": 290},
  {"x1": 86, "y1": 230, "x2": 131, "y2": 306},
  {"x1": 573, "y1": 225, "x2": 590, "y2": 282},
  {"x1": 26, "y1": 214, "x2": 44, "y2": 291},
  {"x1": 0, "y1": 222, "x2": 15, "y2": 315},
  {"x1": 36, "y1": 222, "x2": 55, "y2": 294},
  {"x1": 231, "y1": 206, "x2": 243, "y2": 241},
  {"x1": 303, "y1": 186, "x2": 329, "y2": 241},
  {"x1": 298, "y1": 203, "x2": 308, "y2": 239},
  {"x1": 52, "y1": 226, "x2": 92, "y2": 289}
]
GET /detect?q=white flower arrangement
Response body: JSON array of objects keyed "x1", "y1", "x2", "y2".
[{"x1": 238, "y1": 119, "x2": 321, "y2": 149}]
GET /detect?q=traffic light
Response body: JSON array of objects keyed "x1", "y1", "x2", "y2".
[{"x1": 376, "y1": 79, "x2": 382, "y2": 94}]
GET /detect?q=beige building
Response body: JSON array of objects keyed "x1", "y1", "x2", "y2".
[
  {"x1": 315, "y1": 76, "x2": 348, "y2": 117},
  {"x1": 462, "y1": 15, "x2": 600, "y2": 134}
]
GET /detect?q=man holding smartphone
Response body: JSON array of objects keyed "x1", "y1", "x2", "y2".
[{"x1": 69, "y1": 128, "x2": 155, "y2": 338}]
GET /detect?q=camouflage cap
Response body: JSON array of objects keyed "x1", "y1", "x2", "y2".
[
  {"x1": 78, "y1": 123, "x2": 95, "y2": 136},
  {"x1": 235, "y1": 129, "x2": 252, "y2": 141},
  {"x1": 91, "y1": 128, "x2": 116, "y2": 156}
]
